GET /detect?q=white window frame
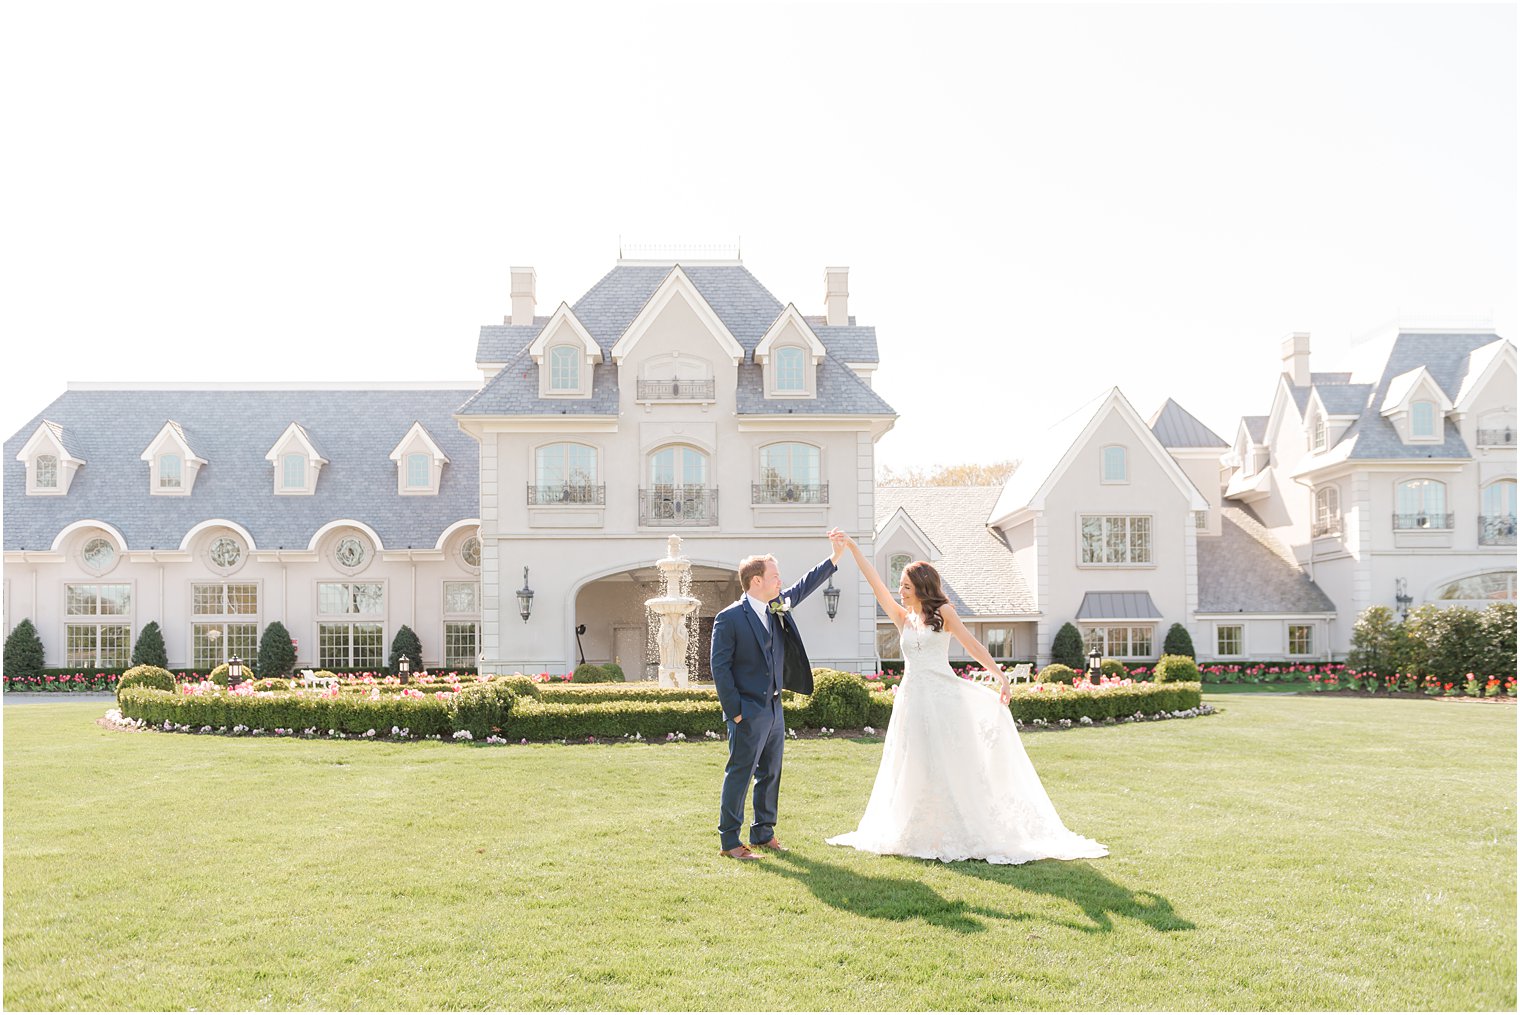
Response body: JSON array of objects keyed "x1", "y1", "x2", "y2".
[
  {"x1": 1081, "y1": 624, "x2": 1155, "y2": 660},
  {"x1": 1410, "y1": 400, "x2": 1437, "y2": 439},
  {"x1": 1396, "y1": 478, "x2": 1449, "y2": 529},
  {"x1": 757, "y1": 442, "x2": 823, "y2": 501},
  {"x1": 64, "y1": 582, "x2": 133, "y2": 670},
  {"x1": 34, "y1": 454, "x2": 59, "y2": 490},
  {"x1": 533, "y1": 442, "x2": 601, "y2": 504},
  {"x1": 191, "y1": 581, "x2": 260, "y2": 671},
  {"x1": 1193, "y1": 509, "x2": 1208, "y2": 531},
  {"x1": 888, "y1": 553, "x2": 912, "y2": 589},
  {"x1": 774, "y1": 346, "x2": 807, "y2": 393},
  {"x1": 405, "y1": 452, "x2": 431, "y2": 491},
  {"x1": 548, "y1": 345, "x2": 581, "y2": 392},
  {"x1": 281, "y1": 453, "x2": 307, "y2": 492},
  {"x1": 1100, "y1": 445, "x2": 1129, "y2": 484},
  {"x1": 158, "y1": 453, "x2": 183, "y2": 491},
  {"x1": 1314, "y1": 486, "x2": 1341, "y2": 535},
  {"x1": 1312, "y1": 415, "x2": 1326, "y2": 452},
  {"x1": 1436, "y1": 571, "x2": 1517, "y2": 602},
  {"x1": 1286, "y1": 623, "x2": 1314, "y2": 657},
  {"x1": 1078, "y1": 514, "x2": 1154, "y2": 567},
  {"x1": 316, "y1": 581, "x2": 386, "y2": 671},
  {"x1": 442, "y1": 579, "x2": 481, "y2": 671},
  {"x1": 1215, "y1": 623, "x2": 1244, "y2": 658},
  {"x1": 982, "y1": 626, "x2": 1013, "y2": 659}
]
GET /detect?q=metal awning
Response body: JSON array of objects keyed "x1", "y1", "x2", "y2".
[{"x1": 1076, "y1": 591, "x2": 1162, "y2": 621}]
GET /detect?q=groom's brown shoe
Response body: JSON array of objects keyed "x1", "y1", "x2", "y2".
[
  {"x1": 719, "y1": 845, "x2": 761, "y2": 861},
  {"x1": 752, "y1": 838, "x2": 788, "y2": 853}
]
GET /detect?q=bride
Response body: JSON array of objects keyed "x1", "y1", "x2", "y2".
[{"x1": 827, "y1": 533, "x2": 1107, "y2": 865}]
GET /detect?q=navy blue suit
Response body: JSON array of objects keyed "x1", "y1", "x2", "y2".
[{"x1": 709, "y1": 556, "x2": 837, "y2": 850}]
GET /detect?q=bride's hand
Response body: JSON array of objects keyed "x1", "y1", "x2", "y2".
[{"x1": 997, "y1": 675, "x2": 1013, "y2": 706}]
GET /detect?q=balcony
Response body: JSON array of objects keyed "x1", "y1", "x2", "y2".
[
  {"x1": 527, "y1": 483, "x2": 605, "y2": 506},
  {"x1": 752, "y1": 482, "x2": 829, "y2": 505},
  {"x1": 1311, "y1": 517, "x2": 1342, "y2": 538},
  {"x1": 1392, "y1": 512, "x2": 1453, "y2": 531},
  {"x1": 639, "y1": 486, "x2": 718, "y2": 526},
  {"x1": 637, "y1": 378, "x2": 715, "y2": 401},
  {"x1": 1477, "y1": 427, "x2": 1517, "y2": 448},
  {"x1": 1480, "y1": 514, "x2": 1517, "y2": 546}
]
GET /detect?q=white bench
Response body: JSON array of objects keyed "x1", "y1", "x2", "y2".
[
  {"x1": 300, "y1": 668, "x2": 337, "y2": 692},
  {"x1": 971, "y1": 663, "x2": 1032, "y2": 689}
]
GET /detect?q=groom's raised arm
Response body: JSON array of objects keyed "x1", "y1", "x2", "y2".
[
  {"x1": 709, "y1": 609, "x2": 741, "y2": 721},
  {"x1": 781, "y1": 555, "x2": 838, "y2": 608}
]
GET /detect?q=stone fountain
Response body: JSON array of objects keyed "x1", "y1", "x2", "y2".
[{"x1": 646, "y1": 534, "x2": 701, "y2": 688}]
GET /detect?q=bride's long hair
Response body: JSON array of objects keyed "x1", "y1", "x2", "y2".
[{"x1": 903, "y1": 561, "x2": 950, "y2": 632}]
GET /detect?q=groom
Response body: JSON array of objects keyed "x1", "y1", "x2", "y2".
[{"x1": 709, "y1": 530, "x2": 846, "y2": 860}]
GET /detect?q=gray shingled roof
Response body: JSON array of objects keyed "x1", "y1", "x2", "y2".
[
  {"x1": 475, "y1": 318, "x2": 551, "y2": 364},
  {"x1": 1316, "y1": 383, "x2": 1374, "y2": 416},
  {"x1": 4, "y1": 389, "x2": 480, "y2": 553},
  {"x1": 1076, "y1": 591, "x2": 1162, "y2": 620},
  {"x1": 735, "y1": 354, "x2": 895, "y2": 415},
  {"x1": 1242, "y1": 416, "x2": 1268, "y2": 443},
  {"x1": 1287, "y1": 372, "x2": 1355, "y2": 414},
  {"x1": 456, "y1": 350, "x2": 621, "y2": 417},
  {"x1": 1149, "y1": 398, "x2": 1227, "y2": 448},
  {"x1": 1197, "y1": 503, "x2": 1337, "y2": 613},
  {"x1": 874, "y1": 486, "x2": 1035, "y2": 615}
]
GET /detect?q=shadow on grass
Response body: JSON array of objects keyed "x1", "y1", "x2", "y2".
[{"x1": 944, "y1": 858, "x2": 1195, "y2": 934}]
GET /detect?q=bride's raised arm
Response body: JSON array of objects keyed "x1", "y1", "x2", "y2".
[{"x1": 830, "y1": 530, "x2": 907, "y2": 628}]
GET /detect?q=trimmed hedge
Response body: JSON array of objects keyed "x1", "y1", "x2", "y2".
[
  {"x1": 807, "y1": 670, "x2": 872, "y2": 728},
  {"x1": 1035, "y1": 663, "x2": 1079, "y2": 685},
  {"x1": 537, "y1": 684, "x2": 726, "y2": 704},
  {"x1": 118, "y1": 664, "x2": 176, "y2": 697},
  {"x1": 1009, "y1": 682, "x2": 1202, "y2": 722},
  {"x1": 450, "y1": 684, "x2": 517, "y2": 739},
  {"x1": 1153, "y1": 654, "x2": 1202, "y2": 684},
  {"x1": 571, "y1": 663, "x2": 618, "y2": 683},
  {"x1": 1100, "y1": 658, "x2": 1130, "y2": 679},
  {"x1": 118, "y1": 687, "x2": 453, "y2": 737},
  {"x1": 208, "y1": 661, "x2": 256, "y2": 687},
  {"x1": 4, "y1": 619, "x2": 45, "y2": 679}
]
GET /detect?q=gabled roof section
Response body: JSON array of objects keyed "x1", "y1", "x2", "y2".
[
  {"x1": 1242, "y1": 416, "x2": 1268, "y2": 443},
  {"x1": 875, "y1": 486, "x2": 1034, "y2": 615},
  {"x1": 610, "y1": 265, "x2": 746, "y2": 364},
  {"x1": 388, "y1": 421, "x2": 451, "y2": 464},
  {"x1": 1453, "y1": 339, "x2": 1515, "y2": 409},
  {"x1": 1148, "y1": 398, "x2": 1227, "y2": 449},
  {"x1": 754, "y1": 304, "x2": 827, "y2": 364},
  {"x1": 1198, "y1": 503, "x2": 1337, "y2": 613},
  {"x1": 526, "y1": 303, "x2": 602, "y2": 365},
  {"x1": 265, "y1": 422, "x2": 328, "y2": 465},
  {"x1": 139, "y1": 420, "x2": 207, "y2": 465},
  {"x1": 989, "y1": 387, "x2": 1209, "y2": 525},
  {"x1": 1380, "y1": 366, "x2": 1453, "y2": 415},
  {"x1": 1315, "y1": 383, "x2": 1374, "y2": 417},
  {"x1": 875, "y1": 506, "x2": 942, "y2": 561},
  {"x1": 734, "y1": 351, "x2": 895, "y2": 415},
  {"x1": 16, "y1": 420, "x2": 85, "y2": 465},
  {"x1": 807, "y1": 322, "x2": 879, "y2": 363},
  {"x1": 476, "y1": 317, "x2": 549, "y2": 365},
  {"x1": 455, "y1": 346, "x2": 621, "y2": 416}
]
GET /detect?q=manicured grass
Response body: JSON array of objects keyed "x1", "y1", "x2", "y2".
[
  {"x1": 1201, "y1": 680, "x2": 1312, "y2": 694},
  {"x1": 4, "y1": 695, "x2": 1514, "y2": 1011}
]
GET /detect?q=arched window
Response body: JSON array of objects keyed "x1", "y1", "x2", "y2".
[
  {"x1": 282, "y1": 453, "x2": 307, "y2": 491},
  {"x1": 889, "y1": 553, "x2": 912, "y2": 588},
  {"x1": 406, "y1": 452, "x2": 431, "y2": 490},
  {"x1": 535, "y1": 443, "x2": 599, "y2": 503},
  {"x1": 1102, "y1": 446, "x2": 1128, "y2": 483},
  {"x1": 35, "y1": 454, "x2": 58, "y2": 489},
  {"x1": 648, "y1": 446, "x2": 712, "y2": 522},
  {"x1": 1411, "y1": 400, "x2": 1437, "y2": 438},
  {"x1": 1313, "y1": 486, "x2": 1341, "y2": 536},
  {"x1": 1481, "y1": 480, "x2": 1517, "y2": 545},
  {"x1": 1395, "y1": 478, "x2": 1448, "y2": 529},
  {"x1": 775, "y1": 347, "x2": 806, "y2": 392},
  {"x1": 159, "y1": 453, "x2": 182, "y2": 489},
  {"x1": 651, "y1": 446, "x2": 708, "y2": 488},
  {"x1": 758, "y1": 443, "x2": 822, "y2": 503},
  {"x1": 549, "y1": 346, "x2": 580, "y2": 391},
  {"x1": 1437, "y1": 571, "x2": 1516, "y2": 601}
]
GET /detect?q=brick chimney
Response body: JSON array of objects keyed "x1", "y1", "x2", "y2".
[
  {"x1": 1281, "y1": 332, "x2": 1311, "y2": 387},
  {"x1": 824, "y1": 267, "x2": 849, "y2": 326},
  {"x1": 509, "y1": 267, "x2": 537, "y2": 326}
]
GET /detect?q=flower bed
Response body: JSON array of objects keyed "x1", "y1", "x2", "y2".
[{"x1": 1309, "y1": 670, "x2": 1516, "y2": 698}]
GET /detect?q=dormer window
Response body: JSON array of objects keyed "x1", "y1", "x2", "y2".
[
  {"x1": 266, "y1": 422, "x2": 326, "y2": 496},
  {"x1": 140, "y1": 420, "x2": 205, "y2": 496},
  {"x1": 1102, "y1": 446, "x2": 1128, "y2": 483},
  {"x1": 549, "y1": 346, "x2": 580, "y2": 391},
  {"x1": 159, "y1": 454, "x2": 182, "y2": 489},
  {"x1": 755, "y1": 303, "x2": 826, "y2": 399},
  {"x1": 18, "y1": 420, "x2": 84, "y2": 495},
  {"x1": 406, "y1": 453, "x2": 430, "y2": 490},
  {"x1": 1312, "y1": 416, "x2": 1326, "y2": 452},
  {"x1": 775, "y1": 347, "x2": 806, "y2": 392},
  {"x1": 1411, "y1": 400, "x2": 1436, "y2": 438},
  {"x1": 528, "y1": 303, "x2": 600, "y2": 398},
  {"x1": 389, "y1": 421, "x2": 449, "y2": 496},
  {"x1": 35, "y1": 455, "x2": 58, "y2": 489},
  {"x1": 281, "y1": 454, "x2": 307, "y2": 491}
]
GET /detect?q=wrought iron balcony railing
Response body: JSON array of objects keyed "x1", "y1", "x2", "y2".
[
  {"x1": 1311, "y1": 518, "x2": 1343, "y2": 538},
  {"x1": 639, "y1": 486, "x2": 718, "y2": 526},
  {"x1": 1392, "y1": 512, "x2": 1453, "y2": 531},
  {"x1": 752, "y1": 481, "x2": 828, "y2": 505},
  {"x1": 637, "y1": 378, "x2": 716, "y2": 401},
  {"x1": 1480, "y1": 514, "x2": 1517, "y2": 545},
  {"x1": 1477, "y1": 427, "x2": 1517, "y2": 447},
  {"x1": 527, "y1": 483, "x2": 605, "y2": 506}
]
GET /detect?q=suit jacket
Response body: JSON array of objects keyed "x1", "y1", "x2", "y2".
[{"x1": 709, "y1": 557, "x2": 837, "y2": 720}]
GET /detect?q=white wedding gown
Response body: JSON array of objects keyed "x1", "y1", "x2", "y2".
[{"x1": 828, "y1": 624, "x2": 1108, "y2": 865}]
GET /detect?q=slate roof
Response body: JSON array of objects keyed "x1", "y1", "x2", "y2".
[
  {"x1": 4, "y1": 388, "x2": 480, "y2": 553},
  {"x1": 1242, "y1": 416, "x2": 1268, "y2": 443},
  {"x1": 1287, "y1": 372, "x2": 1355, "y2": 414},
  {"x1": 28, "y1": 419, "x2": 87, "y2": 460},
  {"x1": 1148, "y1": 398, "x2": 1227, "y2": 448},
  {"x1": 1196, "y1": 503, "x2": 1337, "y2": 614},
  {"x1": 1076, "y1": 591, "x2": 1162, "y2": 620},
  {"x1": 464, "y1": 263, "x2": 891, "y2": 418},
  {"x1": 1315, "y1": 383, "x2": 1374, "y2": 416},
  {"x1": 875, "y1": 486, "x2": 1036, "y2": 616}
]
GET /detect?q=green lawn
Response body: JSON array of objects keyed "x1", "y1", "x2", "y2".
[{"x1": 4, "y1": 695, "x2": 1514, "y2": 1011}]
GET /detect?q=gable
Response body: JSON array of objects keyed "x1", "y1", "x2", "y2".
[{"x1": 610, "y1": 266, "x2": 745, "y2": 365}]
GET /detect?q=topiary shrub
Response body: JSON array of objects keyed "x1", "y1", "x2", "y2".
[
  {"x1": 118, "y1": 664, "x2": 175, "y2": 697},
  {"x1": 257, "y1": 621, "x2": 296, "y2": 678},
  {"x1": 497, "y1": 674, "x2": 540, "y2": 699},
  {"x1": 250, "y1": 677, "x2": 294, "y2": 692},
  {"x1": 1100, "y1": 658, "x2": 1130, "y2": 679},
  {"x1": 208, "y1": 661, "x2": 256, "y2": 687},
  {"x1": 571, "y1": 663, "x2": 616, "y2": 683},
  {"x1": 1035, "y1": 663, "x2": 1078, "y2": 685},
  {"x1": 603, "y1": 662, "x2": 626, "y2": 682},
  {"x1": 4, "y1": 619, "x2": 45, "y2": 679},
  {"x1": 1050, "y1": 623, "x2": 1085, "y2": 669},
  {"x1": 1153, "y1": 654, "x2": 1202, "y2": 684},
  {"x1": 131, "y1": 621, "x2": 169, "y2": 669},
  {"x1": 1476, "y1": 603, "x2": 1517, "y2": 681},
  {"x1": 449, "y1": 684, "x2": 517, "y2": 739},
  {"x1": 1162, "y1": 623, "x2": 1195, "y2": 658},
  {"x1": 806, "y1": 670, "x2": 872, "y2": 728},
  {"x1": 389, "y1": 625, "x2": 424, "y2": 673}
]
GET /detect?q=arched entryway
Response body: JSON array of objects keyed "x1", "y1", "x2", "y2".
[{"x1": 572, "y1": 564, "x2": 742, "y2": 680}]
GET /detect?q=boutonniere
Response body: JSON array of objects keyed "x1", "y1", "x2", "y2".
[{"x1": 769, "y1": 598, "x2": 792, "y2": 616}]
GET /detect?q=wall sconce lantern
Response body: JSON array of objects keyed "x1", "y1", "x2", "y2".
[
  {"x1": 228, "y1": 655, "x2": 243, "y2": 684},
  {"x1": 1395, "y1": 578, "x2": 1413, "y2": 620},
  {"x1": 1086, "y1": 648, "x2": 1102, "y2": 679},
  {"x1": 517, "y1": 567, "x2": 535, "y2": 623},
  {"x1": 398, "y1": 654, "x2": 411, "y2": 683},
  {"x1": 824, "y1": 575, "x2": 840, "y2": 621}
]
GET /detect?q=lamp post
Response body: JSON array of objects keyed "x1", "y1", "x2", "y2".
[
  {"x1": 1395, "y1": 578, "x2": 1413, "y2": 620},
  {"x1": 1086, "y1": 648, "x2": 1102, "y2": 681},
  {"x1": 398, "y1": 654, "x2": 411, "y2": 684},
  {"x1": 824, "y1": 575, "x2": 840, "y2": 621},
  {"x1": 517, "y1": 567, "x2": 535, "y2": 623},
  {"x1": 228, "y1": 655, "x2": 243, "y2": 686}
]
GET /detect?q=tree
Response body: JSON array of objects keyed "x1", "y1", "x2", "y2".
[
  {"x1": 1050, "y1": 622, "x2": 1085, "y2": 669},
  {"x1": 257, "y1": 621, "x2": 296, "y2": 678},
  {"x1": 389, "y1": 625, "x2": 423, "y2": 673},
  {"x1": 1347, "y1": 606, "x2": 1409, "y2": 677},
  {"x1": 1162, "y1": 623, "x2": 1195, "y2": 658},
  {"x1": 1476, "y1": 603, "x2": 1517, "y2": 680},
  {"x1": 878, "y1": 460, "x2": 1020, "y2": 487},
  {"x1": 4, "y1": 619, "x2": 45, "y2": 678},
  {"x1": 131, "y1": 621, "x2": 169, "y2": 668}
]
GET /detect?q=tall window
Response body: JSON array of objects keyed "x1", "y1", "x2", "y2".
[
  {"x1": 1314, "y1": 486, "x2": 1341, "y2": 536},
  {"x1": 317, "y1": 582, "x2": 384, "y2": 670},
  {"x1": 192, "y1": 582, "x2": 258, "y2": 671},
  {"x1": 1216, "y1": 624, "x2": 1242, "y2": 656},
  {"x1": 159, "y1": 453, "x2": 182, "y2": 489},
  {"x1": 443, "y1": 580, "x2": 480, "y2": 670},
  {"x1": 535, "y1": 443, "x2": 599, "y2": 503},
  {"x1": 1079, "y1": 515, "x2": 1152, "y2": 565},
  {"x1": 1287, "y1": 624, "x2": 1314, "y2": 656},
  {"x1": 877, "y1": 624, "x2": 901, "y2": 660},
  {"x1": 1312, "y1": 416, "x2": 1326, "y2": 451},
  {"x1": 1411, "y1": 401, "x2": 1436, "y2": 438},
  {"x1": 651, "y1": 446, "x2": 708, "y2": 488},
  {"x1": 888, "y1": 553, "x2": 912, "y2": 588},
  {"x1": 1395, "y1": 479, "x2": 1448, "y2": 528},
  {"x1": 549, "y1": 346, "x2": 579, "y2": 391},
  {"x1": 1482, "y1": 480, "x2": 1516, "y2": 520},
  {"x1": 35, "y1": 454, "x2": 58, "y2": 489},
  {"x1": 66, "y1": 583, "x2": 131, "y2": 668},
  {"x1": 1082, "y1": 625, "x2": 1154, "y2": 659},
  {"x1": 758, "y1": 443, "x2": 822, "y2": 501},
  {"x1": 1102, "y1": 446, "x2": 1128, "y2": 483},
  {"x1": 1193, "y1": 510, "x2": 1208, "y2": 530},
  {"x1": 282, "y1": 453, "x2": 306, "y2": 491},
  {"x1": 774, "y1": 347, "x2": 806, "y2": 392},
  {"x1": 406, "y1": 452, "x2": 430, "y2": 490},
  {"x1": 983, "y1": 627, "x2": 1012, "y2": 658}
]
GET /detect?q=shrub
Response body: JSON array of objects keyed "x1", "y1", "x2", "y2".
[
  {"x1": 118, "y1": 687, "x2": 453, "y2": 738},
  {"x1": 1010, "y1": 682, "x2": 1201, "y2": 723},
  {"x1": 1035, "y1": 663, "x2": 1078, "y2": 685},
  {"x1": 603, "y1": 662, "x2": 626, "y2": 682},
  {"x1": 866, "y1": 691, "x2": 895, "y2": 730},
  {"x1": 1347, "y1": 606, "x2": 1410, "y2": 677},
  {"x1": 1153, "y1": 654, "x2": 1202, "y2": 684},
  {"x1": 539, "y1": 684, "x2": 721, "y2": 704},
  {"x1": 1476, "y1": 603, "x2": 1517, "y2": 682},
  {"x1": 571, "y1": 663, "x2": 617, "y2": 683},
  {"x1": 1050, "y1": 623, "x2": 1085, "y2": 669},
  {"x1": 1162, "y1": 623, "x2": 1195, "y2": 658},
  {"x1": 250, "y1": 678, "x2": 294, "y2": 692},
  {"x1": 449, "y1": 684, "x2": 517, "y2": 739},
  {"x1": 806, "y1": 670, "x2": 872, "y2": 728},
  {"x1": 208, "y1": 661, "x2": 256, "y2": 687},
  {"x1": 496, "y1": 674, "x2": 540, "y2": 700},
  {"x1": 257, "y1": 621, "x2": 296, "y2": 678},
  {"x1": 131, "y1": 621, "x2": 169, "y2": 668},
  {"x1": 4, "y1": 619, "x2": 45, "y2": 679},
  {"x1": 1404, "y1": 604, "x2": 1485, "y2": 681},
  {"x1": 118, "y1": 664, "x2": 175, "y2": 696},
  {"x1": 1100, "y1": 658, "x2": 1130, "y2": 679},
  {"x1": 389, "y1": 625, "x2": 424, "y2": 673}
]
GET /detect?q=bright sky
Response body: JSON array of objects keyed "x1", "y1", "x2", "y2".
[{"x1": 2, "y1": 3, "x2": 1514, "y2": 472}]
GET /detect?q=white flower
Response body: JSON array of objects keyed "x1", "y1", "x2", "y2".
[
  {"x1": 1079, "y1": 716, "x2": 1093, "y2": 726},
  {"x1": 1058, "y1": 719, "x2": 1073, "y2": 728},
  {"x1": 452, "y1": 730, "x2": 473, "y2": 741},
  {"x1": 863, "y1": 726, "x2": 876, "y2": 735}
]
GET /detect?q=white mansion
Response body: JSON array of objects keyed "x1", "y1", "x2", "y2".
[{"x1": 3, "y1": 255, "x2": 1515, "y2": 675}]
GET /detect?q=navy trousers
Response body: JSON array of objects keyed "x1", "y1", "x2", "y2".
[{"x1": 718, "y1": 694, "x2": 785, "y2": 850}]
